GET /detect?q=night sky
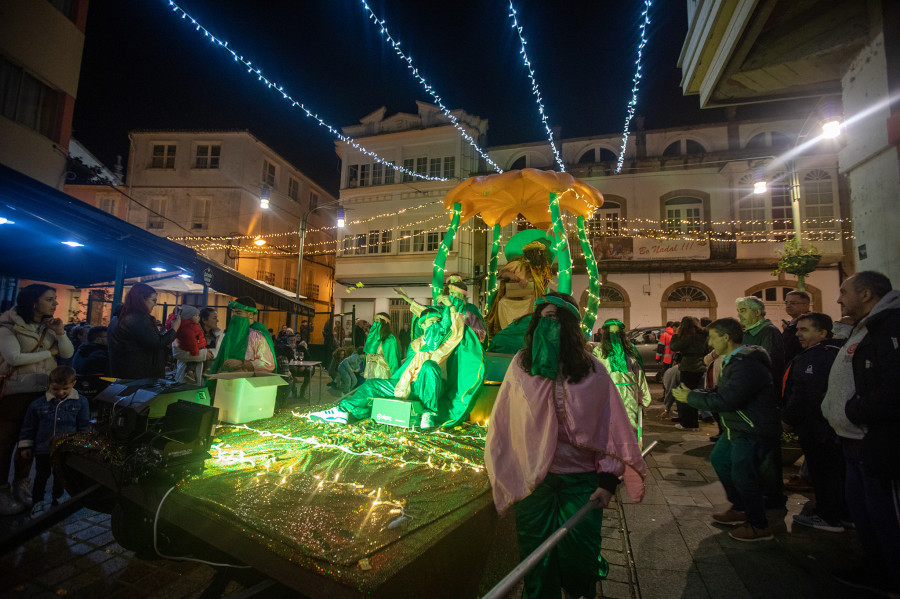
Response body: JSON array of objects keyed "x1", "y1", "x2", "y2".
[{"x1": 72, "y1": 0, "x2": 725, "y2": 195}]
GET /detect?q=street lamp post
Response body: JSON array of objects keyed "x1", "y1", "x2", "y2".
[{"x1": 294, "y1": 201, "x2": 344, "y2": 328}]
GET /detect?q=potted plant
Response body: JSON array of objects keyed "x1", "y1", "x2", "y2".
[{"x1": 772, "y1": 239, "x2": 821, "y2": 291}]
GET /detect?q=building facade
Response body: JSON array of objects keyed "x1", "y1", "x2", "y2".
[
  {"x1": 0, "y1": 0, "x2": 87, "y2": 188},
  {"x1": 678, "y1": 0, "x2": 899, "y2": 285},
  {"x1": 125, "y1": 131, "x2": 337, "y2": 338},
  {"x1": 334, "y1": 103, "x2": 848, "y2": 335}
]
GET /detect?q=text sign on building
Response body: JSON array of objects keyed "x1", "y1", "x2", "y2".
[{"x1": 595, "y1": 236, "x2": 711, "y2": 261}]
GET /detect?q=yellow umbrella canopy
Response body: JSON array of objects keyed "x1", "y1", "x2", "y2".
[{"x1": 443, "y1": 168, "x2": 603, "y2": 228}]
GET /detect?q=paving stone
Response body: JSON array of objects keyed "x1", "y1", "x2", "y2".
[
  {"x1": 621, "y1": 504, "x2": 674, "y2": 532},
  {"x1": 40, "y1": 562, "x2": 80, "y2": 586},
  {"x1": 695, "y1": 563, "x2": 752, "y2": 599},
  {"x1": 665, "y1": 494, "x2": 698, "y2": 506},
  {"x1": 603, "y1": 549, "x2": 628, "y2": 566},
  {"x1": 637, "y1": 567, "x2": 709, "y2": 599},
  {"x1": 73, "y1": 524, "x2": 112, "y2": 541},
  {"x1": 628, "y1": 531, "x2": 695, "y2": 571},
  {"x1": 605, "y1": 563, "x2": 632, "y2": 583},
  {"x1": 657, "y1": 467, "x2": 706, "y2": 482},
  {"x1": 71, "y1": 547, "x2": 115, "y2": 570},
  {"x1": 600, "y1": 579, "x2": 634, "y2": 598}
]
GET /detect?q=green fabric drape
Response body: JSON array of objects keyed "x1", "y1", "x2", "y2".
[
  {"x1": 530, "y1": 317, "x2": 561, "y2": 379},
  {"x1": 209, "y1": 317, "x2": 275, "y2": 374},
  {"x1": 515, "y1": 472, "x2": 608, "y2": 599},
  {"x1": 487, "y1": 315, "x2": 532, "y2": 354}
]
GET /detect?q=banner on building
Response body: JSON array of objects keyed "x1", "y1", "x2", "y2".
[{"x1": 594, "y1": 236, "x2": 711, "y2": 260}]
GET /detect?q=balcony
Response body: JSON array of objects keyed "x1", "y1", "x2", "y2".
[{"x1": 256, "y1": 270, "x2": 275, "y2": 285}]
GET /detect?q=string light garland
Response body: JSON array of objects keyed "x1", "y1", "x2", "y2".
[
  {"x1": 163, "y1": 0, "x2": 445, "y2": 183},
  {"x1": 508, "y1": 1, "x2": 565, "y2": 172},
  {"x1": 616, "y1": 0, "x2": 653, "y2": 174},
  {"x1": 359, "y1": 0, "x2": 503, "y2": 174}
]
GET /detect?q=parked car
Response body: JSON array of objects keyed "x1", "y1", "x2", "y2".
[{"x1": 626, "y1": 326, "x2": 668, "y2": 381}]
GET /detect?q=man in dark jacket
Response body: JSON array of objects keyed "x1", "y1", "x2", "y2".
[
  {"x1": 822, "y1": 271, "x2": 900, "y2": 594},
  {"x1": 673, "y1": 317, "x2": 780, "y2": 542},
  {"x1": 781, "y1": 312, "x2": 844, "y2": 532},
  {"x1": 781, "y1": 290, "x2": 811, "y2": 365}
]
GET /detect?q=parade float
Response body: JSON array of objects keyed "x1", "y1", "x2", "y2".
[{"x1": 54, "y1": 169, "x2": 604, "y2": 597}]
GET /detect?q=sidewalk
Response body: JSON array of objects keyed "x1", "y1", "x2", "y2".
[{"x1": 624, "y1": 390, "x2": 879, "y2": 599}]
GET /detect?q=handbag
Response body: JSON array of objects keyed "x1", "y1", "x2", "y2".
[{"x1": 0, "y1": 326, "x2": 50, "y2": 398}]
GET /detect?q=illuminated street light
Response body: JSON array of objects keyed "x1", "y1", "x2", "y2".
[
  {"x1": 254, "y1": 237, "x2": 266, "y2": 246},
  {"x1": 337, "y1": 209, "x2": 345, "y2": 229},
  {"x1": 260, "y1": 185, "x2": 270, "y2": 209},
  {"x1": 61, "y1": 241, "x2": 84, "y2": 247},
  {"x1": 753, "y1": 181, "x2": 767, "y2": 194},
  {"x1": 821, "y1": 118, "x2": 842, "y2": 139}
]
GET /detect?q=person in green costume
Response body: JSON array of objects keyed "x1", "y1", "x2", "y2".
[
  {"x1": 310, "y1": 296, "x2": 464, "y2": 428},
  {"x1": 363, "y1": 312, "x2": 401, "y2": 380},
  {"x1": 209, "y1": 297, "x2": 276, "y2": 374},
  {"x1": 592, "y1": 319, "x2": 651, "y2": 432},
  {"x1": 394, "y1": 280, "x2": 486, "y2": 426},
  {"x1": 485, "y1": 293, "x2": 646, "y2": 599}
]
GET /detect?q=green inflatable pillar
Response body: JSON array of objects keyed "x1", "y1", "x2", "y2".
[
  {"x1": 576, "y1": 215, "x2": 600, "y2": 339},
  {"x1": 485, "y1": 224, "x2": 502, "y2": 313},
  {"x1": 432, "y1": 202, "x2": 462, "y2": 301},
  {"x1": 549, "y1": 192, "x2": 572, "y2": 295}
]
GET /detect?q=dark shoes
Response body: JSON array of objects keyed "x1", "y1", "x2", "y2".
[
  {"x1": 712, "y1": 509, "x2": 746, "y2": 526},
  {"x1": 729, "y1": 522, "x2": 774, "y2": 542}
]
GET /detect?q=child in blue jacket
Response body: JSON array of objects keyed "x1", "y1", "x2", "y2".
[{"x1": 18, "y1": 366, "x2": 90, "y2": 516}]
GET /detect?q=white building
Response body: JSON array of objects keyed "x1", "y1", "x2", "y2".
[
  {"x1": 334, "y1": 103, "x2": 848, "y2": 336},
  {"x1": 125, "y1": 130, "x2": 337, "y2": 337}
]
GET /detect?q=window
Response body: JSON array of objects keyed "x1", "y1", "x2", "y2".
[
  {"x1": 384, "y1": 164, "x2": 395, "y2": 185},
  {"x1": 737, "y1": 173, "x2": 791, "y2": 240},
  {"x1": 348, "y1": 165, "x2": 359, "y2": 188},
  {"x1": 663, "y1": 142, "x2": 681, "y2": 157},
  {"x1": 597, "y1": 287, "x2": 625, "y2": 303},
  {"x1": 443, "y1": 157, "x2": 455, "y2": 178},
  {"x1": 399, "y1": 230, "x2": 411, "y2": 253},
  {"x1": 426, "y1": 231, "x2": 443, "y2": 252},
  {"x1": 430, "y1": 158, "x2": 442, "y2": 178},
  {"x1": 372, "y1": 163, "x2": 383, "y2": 186},
  {"x1": 381, "y1": 230, "x2": 392, "y2": 253},
  {"x1": 578, "y1": 149, "x2": 595, "y2": 164},
  {"x1": 390, "y1": 298, "x2": 413, "y2": 334},
  {"x1": 746, "y1": 131, "x2": 793, "y2": 150},
  {"x1": 359, "y1": 164, "x2": 370, "y2": 187},
  {"x1": 589, "y1": 201, "x2": 621, "y2": 236},
  {"x1": 191, "y1": 197, "x2": 211, "y2": 230},
  {"x1": 664, "y1": 198, "x2": 702, "y2": 233},
  {"x1": 262, "y1": 160, "x2": 276, "y2": 187},
  {"x1": 804, "y1": 169, "x2": 836, "y2": 239},
  {"x1": 510, "y1": 156, "x2": 527, "y2": 170},
  {"x1": 663, "y1": 139, "x2": 705, "y2": 157},
  {"x1": 402, "y1": 158, "x2": 415, "y2": 182},
  {"x1": 368, "y1": 230, "x2": 380, "y2": 254},
  {"x1": 151, "y1": 144, "x2": 176, "y2": 169},
  {"x1": 0, "y1": 57, "x2": 62, "y2": 141},
  {"x1": 308, "y1": 191, "x2": 318, "y2": 210},
  {"x1": 194, "y1": 144, "x2": 220, "y2": 169},
  {"x1": 685, "y1": 140, "x2": 705, "y2": 155},
  {"x1": 147, "y1": 197, "x2": 166, "y2": 229},
  {"x1": 354, "y1": 233, "x2": 366, "y2": 255},
  {"x1": 288, "y1": 178, "x2": 300, "y2": 201},
  {"x1": 416, "y1": 157, "x2": 427, "y2": 176},
  {"x1": 667, "y1": 286, "x2": 709, "y2": 302},
  {"x1": 97, "y1": 195, "x2": 117, "y2": 216}
]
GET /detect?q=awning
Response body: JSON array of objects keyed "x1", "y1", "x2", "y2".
[
  {"x1": 0, "y1": 164, "x2": 314, "y2": 315},
  {"x1": 193, "y1": 255, "x2": 313, "y2": 315},
  {"x1": 0, "y1": 163, "x2": 196, "y2": 285}
]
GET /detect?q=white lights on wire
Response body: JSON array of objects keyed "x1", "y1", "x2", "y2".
[
  {"x1": 508, "y1": 1, "x2": 565, "y2": 172},
  {"x1": 164, "y1": 0, "x2": 445, "y2": 182},
  {"x1": 359, "y1": 0, "x2": 502, "y2": 174},
  {"x1": 616, "y1": 0, "x2": 653, "y2": 174}
]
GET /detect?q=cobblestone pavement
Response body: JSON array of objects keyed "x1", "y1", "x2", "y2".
[{"x1": 0, "y1": 381, "x2": 882, "y2": 598}]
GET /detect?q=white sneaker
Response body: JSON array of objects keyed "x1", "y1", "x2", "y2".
[
  {"x1": 420, "y1": 411, "x2": 436, "y2": 430},
  {"x1": 309, "y1": 407, "x2": 349, "y2": 425},
  {"x1": 792, "y1": 513, "x2": 845, "y2": 533},
  {"x1": 30, "y1": 500, "x2": 50, "y2": 519},
  {"x1": 13, "y1": 478, "x2": 32, "y2": 507}
]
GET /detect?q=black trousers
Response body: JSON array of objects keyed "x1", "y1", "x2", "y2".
[
  {"x1": 677, "y1": 371, "x2": 704, "y2": 428},
  {"x1": 32, "y1": 454, "x2": 64, "y2": 504},
  {"x1": 799, "y1": 432, "x2": 846, "y2": 523}
]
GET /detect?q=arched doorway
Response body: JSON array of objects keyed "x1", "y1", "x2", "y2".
[
  {"x1": 580, "y1": 281, "x2": 630, "y2": 333},
  {"x1": 661, "y1": 280, "x2": 717, "y2": 323},
  {"x1": 744, "y1": 281, "x2": 823, "y2": 325}
]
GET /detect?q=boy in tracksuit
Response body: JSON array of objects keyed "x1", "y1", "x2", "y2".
[{"x1": 18, "y1": 366, "x2": 91, "y2": 516}]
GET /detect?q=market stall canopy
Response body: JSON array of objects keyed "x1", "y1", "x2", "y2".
[
  {"x1": 0, "y1": 164, "x2": 314, "y2": 316},
  {"x1": 193, "y1": 255, "x2": 314, "y2": 315},
  {"x1": 0, "y1": 164, "x2": 196, "y2": 286},
  {"x1": 443, "y1": 168, "x2": 603, "y2": 228}
]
